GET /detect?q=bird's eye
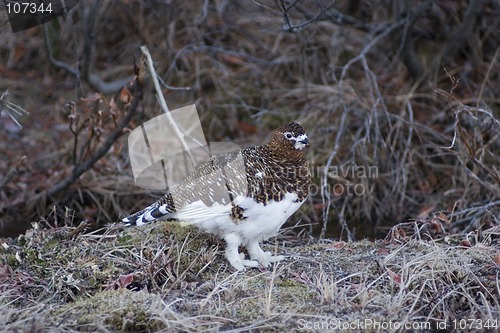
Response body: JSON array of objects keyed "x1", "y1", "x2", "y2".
[{"x1": 284, "y1": 132, "x2": 293, "y2": 139}]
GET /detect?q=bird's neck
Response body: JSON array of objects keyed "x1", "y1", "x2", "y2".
[{"x1": 261, "y1": 144, "x2": 306, "y2": 165}]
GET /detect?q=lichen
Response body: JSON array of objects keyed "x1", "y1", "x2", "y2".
[{"x1": 51, "y1": 289, "x2": 165, "y2": 331}]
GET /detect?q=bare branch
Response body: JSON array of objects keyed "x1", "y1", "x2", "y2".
[
  {"x1": 157, "y1": 76, "x2": 192, "y2": 92},
  {"x1": 43, "y1": 23, "x2": 79, "y2": 77},
  {"x1": 279, "y1": 0, "x2": 293, "y2": 31},
  {"x1": 477, "y1": 47, "x2": 499, "y2": 107},
  {"x1": 340, "y1": 19, "x2": 407, "y2": 81},
  {"x1": 0, "y1": 156, "x2": 26, "y2": 190},
  {"x1": 140, "y1": 45, "x2": 196, "y2": 168},
  {"x1": 0, "y1": 91, "x2": 29, "y2": 128},
  {"x1": 282, "y1": 0, "x2": 339, "y2": 32},
  {"x1": 291, "y1": 1, "x2": 370, "y2": 32},
  {"x1": 43, "y1": 8, "x2": 133, "y2": 94}
]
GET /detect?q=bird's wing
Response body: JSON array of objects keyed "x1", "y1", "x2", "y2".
[{"x1": 174, "y1": 200, "x2": 232, "y2": 220}]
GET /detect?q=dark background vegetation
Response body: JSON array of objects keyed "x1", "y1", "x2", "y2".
[{"x1": 1, "y1": 0, "x2": 499, "y2": 240}]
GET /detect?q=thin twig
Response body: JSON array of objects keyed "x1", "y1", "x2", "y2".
[
  {"x1": 279, "y1": 0, "x2": 293, "y2": 31},
  {"x1": 0, "y1": 156, "x2": 26, "y2": 190},
  {"x1": 157, "y1": 76, "x2": 192, "y2": 91},
  {"x1": 140, "y1": 45, "x2": 196, "y2": 168},
  {"x1": 477, "y1": 46, "x2": 499, "y2": 108},
  {"x1": 66, "y1": 220, "x2": 89, "y2": 240},
  {"x1": 449, "y1": 200, "x2": 500, "y2": 218},
  {"x1": 293, "y1": 1, "x2": 370, "y2": 32},
  {"x1": 340, "y1": 19, "x2": 407, "y2": 81},
  {"x1": 285, "y1": 1, "x2": 338, "y2": 32},
  {"x1": 43, "y1": 11, "x2": 133, "y2": 94},
  {"x1": 43, "y1": 24, "x2": 78, "y2": 77},
  {"x1": 0, "y1": 91, "x2": 29, "y2": 128}
]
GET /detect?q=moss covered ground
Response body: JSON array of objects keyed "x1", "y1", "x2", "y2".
[{"x1": 1, "y1": 222, "x2": 498, "y2": 332}]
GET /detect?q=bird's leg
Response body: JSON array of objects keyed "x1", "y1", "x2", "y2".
[
  {"x1": 224, "y1": 233, "x2": 258, "y2": 271},
  {"x1": 246, "y1": 240, "x2": 285, "y2": 267}
]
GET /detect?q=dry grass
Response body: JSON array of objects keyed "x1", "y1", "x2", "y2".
[{"x1": 1, "y1": 222, "x2": 499, "y2": 332}]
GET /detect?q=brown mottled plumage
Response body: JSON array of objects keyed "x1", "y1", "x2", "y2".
[{"x1": 122, "y1": 122, "x2": 311, "y2": 270}]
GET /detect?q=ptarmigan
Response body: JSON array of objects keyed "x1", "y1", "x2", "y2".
[{"x1": 122, "y1": 122, "x2": 311, "y2": 270}]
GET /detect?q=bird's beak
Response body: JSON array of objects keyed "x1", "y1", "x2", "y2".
[{"x1": 294, "y1": 134, "x2": 309, "y2": 150}]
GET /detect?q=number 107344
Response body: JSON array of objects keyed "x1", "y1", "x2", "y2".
[{"x1": 6, "y1": 2, "x2": 53, "y2": 14}]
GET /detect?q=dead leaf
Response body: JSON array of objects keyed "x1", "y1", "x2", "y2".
[
  {"x1": 119, "y1": 87, "x2": 132, "y2": 105},
  {"x1": 326, "y1": 241, "x2": 346, "y2": 250},
  {"x1": 377, "y1": 247, "x2": 390, "y2": 255},
  {"x1": 417, "y1": 204, "x2": 436, "y2": 219},
  {"x1": 437, "y1": 212, "x2": 451, "y2": 225},
  {"x1": 291, "y1": 271, "x2": 312, "y2": 285},
  {"x1": 236, "y1": 120, "x2": 257, "y2": 134},
  {"x1": 386, "y1": 268, "x2": 402, "y2": 285},
  {"x1": 494, "y1": 251, "x2": 500, "y2": 265},
  {"x1": 220, "y1": 53, "x2": 245, "y2": 65},
  {"x1": 459, "y1": 239, "x2": 472, "y2": 247},
  {"x1": 105, "y1": 274, "x2": 135, "y2": 290}
]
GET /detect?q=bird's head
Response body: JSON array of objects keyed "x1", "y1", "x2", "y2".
[{"x1": 267, "y1": 122, "x2": 309, "y2": 158}]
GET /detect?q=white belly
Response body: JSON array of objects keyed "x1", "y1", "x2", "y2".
[{"x1": 177, "y1": 192, "x2": 304, "y2": 244}]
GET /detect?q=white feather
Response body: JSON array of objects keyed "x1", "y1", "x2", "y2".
[
  {"x1": 158, "y1": 205, "x2": 169, "y2": 214},
  {"x1": 181, "y1": 192, "x2": 303, "y2": 243}
]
